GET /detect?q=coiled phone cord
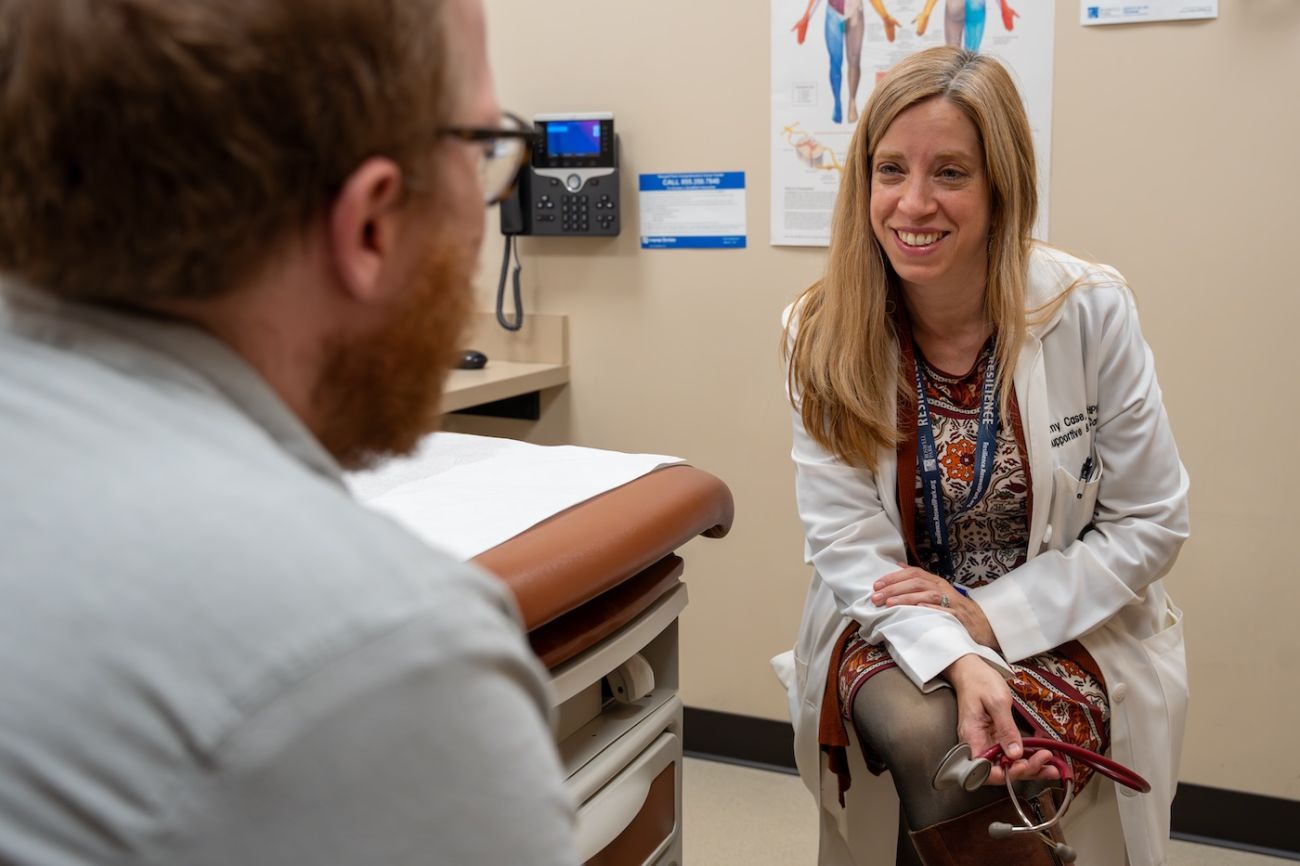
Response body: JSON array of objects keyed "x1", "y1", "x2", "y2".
[{"x1": 496, "y1": 234, "x2": 524, "y2": 331}]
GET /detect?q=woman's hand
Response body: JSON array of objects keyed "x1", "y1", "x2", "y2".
[
  {"x1": 871, "y1": 564, "x2": 1000, "y2": 651},
  {"x1": 944, "y1": 655, "x2": 1061, "y2": 786}
]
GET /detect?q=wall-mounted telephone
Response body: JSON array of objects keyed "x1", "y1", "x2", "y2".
[
  {"x1": 495, "y1": 112, "x2": 620, "y2": 332},
  {"x1": 501, "y1": 112, "x2": 620, "y2": 237}
]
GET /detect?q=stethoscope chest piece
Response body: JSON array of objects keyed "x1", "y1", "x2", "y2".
[{"x1": 931, "y1": 742, "x2": 992, "y2": 792}]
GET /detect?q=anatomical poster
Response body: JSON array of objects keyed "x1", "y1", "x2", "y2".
[{"x1": 771, "y1": 0, "x2": 1055, "y2": 246}]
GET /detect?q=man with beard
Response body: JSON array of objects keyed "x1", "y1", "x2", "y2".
[{"x1": 0, "y1": 1, "x2": 577, "y2": 864}]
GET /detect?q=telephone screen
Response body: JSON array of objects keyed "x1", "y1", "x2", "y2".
[{"x1": 545, "y1": 120, "x2": 601, "y2": 156}]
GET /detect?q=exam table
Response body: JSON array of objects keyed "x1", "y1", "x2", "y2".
[{"x1": 472, "y1": 464, "x2": 734, "y2": 866}]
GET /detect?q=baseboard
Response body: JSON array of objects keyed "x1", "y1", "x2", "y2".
[
  {"x1": 683, "y1": 707, "x2": 1300, "y2": 860},
  {"x1": 683, "y1": 707, "x2": 798, "y2": 775},
  {"x1": 1168, "y1": 783, "x2": 1300, "y2": 860}
]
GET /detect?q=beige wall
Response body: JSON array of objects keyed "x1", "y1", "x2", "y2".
[{"x1": 454, "y1": 0, "x2": 1300, "y2": 801}]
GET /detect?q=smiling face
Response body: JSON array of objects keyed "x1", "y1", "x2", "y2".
[{"x1": 869, "y1": 96, "x2": 991, "y2": 299}]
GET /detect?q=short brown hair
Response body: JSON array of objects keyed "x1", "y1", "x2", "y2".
[{"x1": 0, "y1": 0, "x2": 451, "y2": 302}]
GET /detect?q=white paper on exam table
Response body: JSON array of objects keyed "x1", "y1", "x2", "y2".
[{"x1": 346, "y1": 432, "x2": 684, "y2": 560}]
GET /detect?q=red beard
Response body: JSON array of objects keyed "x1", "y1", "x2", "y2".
[{"x1": 310, "y1": 241, "x2": 473, "y2": 471}]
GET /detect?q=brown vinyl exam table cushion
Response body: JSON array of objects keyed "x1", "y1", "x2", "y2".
[{"x1": 472, "y1": 465, "x2": 734, "y2": 669}]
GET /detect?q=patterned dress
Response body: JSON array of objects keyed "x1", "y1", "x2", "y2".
[{"x1": 832, "y1": 338, "x2": 1110, "y2": 792}]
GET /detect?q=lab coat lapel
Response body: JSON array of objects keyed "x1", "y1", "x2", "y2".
[
  {"x1": 1014, "y1": 332, "x2": 1052, "y2": 554},
  {"x1": 878, "y1": 371, "x2": 901, "y2": 530}
]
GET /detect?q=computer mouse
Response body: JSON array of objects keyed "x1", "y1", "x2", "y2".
[{"x1": 456, "y1": 349, "x2": 488, "y2": 370}]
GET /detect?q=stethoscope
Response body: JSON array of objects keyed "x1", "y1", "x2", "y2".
[{"x1": 932, "y1": 738, "x2": 1151, "y2": 863}]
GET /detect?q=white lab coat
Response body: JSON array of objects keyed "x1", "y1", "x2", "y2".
[{"x1": 774, "y1": 245, "x2": 1190, "y2": 866}]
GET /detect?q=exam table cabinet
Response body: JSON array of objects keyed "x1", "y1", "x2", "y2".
[{"x1": 473, "y1": 465, "x2": 734, "y2": 866}]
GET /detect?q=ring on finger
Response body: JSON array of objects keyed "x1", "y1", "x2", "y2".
[{"x1": 939, "y1": 592, "x2": 951, "y2": 608}]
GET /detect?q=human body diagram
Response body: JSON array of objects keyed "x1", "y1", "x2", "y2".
[
  {"x1": 915, "y1": 0, "x2": 1019, "y2": 51},
  {"x1": 790, "y1": 0, "x2": 1020, "y2": 126}
]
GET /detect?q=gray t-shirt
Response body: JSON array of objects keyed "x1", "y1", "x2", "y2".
[{"x1": 0, "y1": 283, "x2": 578, "y2": 865}]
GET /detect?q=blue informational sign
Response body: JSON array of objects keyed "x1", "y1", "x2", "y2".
[{"x1": 638, "y1": 172, "x2": 747, "y2": 250}]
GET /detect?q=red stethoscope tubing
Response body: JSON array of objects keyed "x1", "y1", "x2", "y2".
[{"x1": 978, "y1": 737, "x2": 1151, "y2": 793}]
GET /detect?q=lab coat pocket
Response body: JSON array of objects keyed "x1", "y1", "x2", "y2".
[
  {"x1": 793, "y1": 651, "x2": 812, "y2": 711},
  {"x1": 770, "y1": 649, "x2": 808, "y2": 720},
  {"x1": 771, "y1": 650, "x2": 797, "y2": 690},
  {"x1": 1047, "y1": 453, "x2": 1103, "y2": 549},
  {"x1": 1141, "y1": 600, "x2": 1187, "y2": 711},
  {"x1": 1141, "y1": 601, "x2": 1188, "y2": 776}
]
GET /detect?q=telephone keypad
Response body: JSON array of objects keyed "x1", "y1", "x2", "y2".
[
  {"x1": 527, "y1": 175, "x2": 617, "y2": 236},
  {"x1": 560, "y1": 194, "x2": 591, "y2": 232}
]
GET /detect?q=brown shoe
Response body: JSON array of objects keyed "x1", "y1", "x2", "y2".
[{"x1": 907, "y1": 790, "x2": 1072, "y2": 865}]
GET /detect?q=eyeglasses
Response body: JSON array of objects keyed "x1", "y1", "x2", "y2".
[{"x1": 439, "y1": 111, "x2": 535, "y2": 205}]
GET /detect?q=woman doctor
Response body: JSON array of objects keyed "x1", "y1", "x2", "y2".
[{"x1": 780, "y1": 46, "x2": 1189, "y2": 866}]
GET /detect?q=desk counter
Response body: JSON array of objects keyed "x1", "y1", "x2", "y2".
[
  {"x1": 442, "y1": 360, "x2": 569, "y2": 413},
  {"x1": 444, "y1": 312, "x2": 568, "y2": 415}
]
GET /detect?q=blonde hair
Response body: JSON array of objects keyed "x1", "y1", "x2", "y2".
[{"x1": 786, "y1": 46, "x2": 1037, "y2": 470}]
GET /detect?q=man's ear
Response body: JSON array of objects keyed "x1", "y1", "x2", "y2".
[{"x1": 328, "y1": 157, "x2": 407, "y2": 303}]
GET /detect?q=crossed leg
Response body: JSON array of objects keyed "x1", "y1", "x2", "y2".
[
  {"x1": 850, "y1": 666, "x2": 1066, "y2": 865},
  {"x1": 851, "y1": 666, "x2": 1007, "y2": 865}
]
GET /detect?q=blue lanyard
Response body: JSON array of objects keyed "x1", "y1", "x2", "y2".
[{"x1": 913, "y1": 346, "x2": 1000, "y2": 580}]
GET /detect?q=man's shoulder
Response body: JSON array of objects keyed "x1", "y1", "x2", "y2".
[
  {"x1": 0, "y1": 316, "x2": 535, "y2": 765},
  {"x1": 0, "y1": 320, "x2": 557, "y2": 866},
  {"x1": 82, "y1": 436, "x2": 528, "y2": 723}
]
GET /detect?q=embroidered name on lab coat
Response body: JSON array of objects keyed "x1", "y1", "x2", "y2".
[{"x1": 1050, "y1": 405, "x2": 1099, "y2": 448}]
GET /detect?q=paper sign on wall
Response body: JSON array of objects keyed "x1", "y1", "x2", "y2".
[
  {"x1": 638, "y1": 172, "x2": 747, "y2": 250},
  {"x1": 1081, "y1": 2, "x2": 1217, "y2": 25}
]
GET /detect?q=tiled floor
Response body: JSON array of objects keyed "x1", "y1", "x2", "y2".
[{"x1": 682, "y1": 757, "x2": 1295, "y2": 865}]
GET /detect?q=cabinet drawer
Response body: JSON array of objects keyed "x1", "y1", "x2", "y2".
[{"x1": 576, "y1": 731, "x2": 680, "y2": 865}]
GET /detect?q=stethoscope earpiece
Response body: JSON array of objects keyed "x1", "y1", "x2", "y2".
[
  {"x1": 987, "y1": 821, "x2": 1015, "y2": 839},
  {"x1": 1054, "y1": 842, "x2": 1078, "y2": 863}
]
